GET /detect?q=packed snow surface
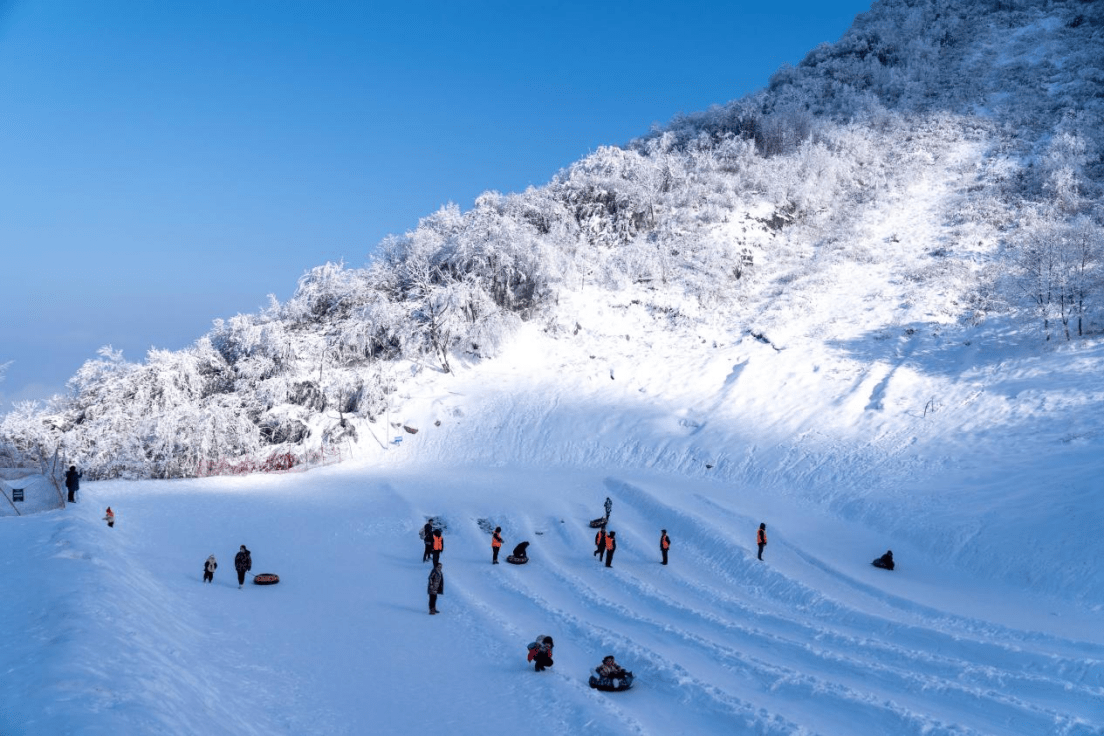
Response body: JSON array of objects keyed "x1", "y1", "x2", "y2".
[{"x1": 2, "y1": 308, "x2": 1102, "y2": 735}]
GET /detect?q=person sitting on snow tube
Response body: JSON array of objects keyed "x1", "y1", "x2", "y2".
[
  {"x1": 590, "y1": 655, "x2": 633, "y2": 690},
  {"x1": 506, "y1": 541, "x2": 530, "y2": 564},
  {"x1": 872, "y1": 550, "x2": 895, "y2": 570}
]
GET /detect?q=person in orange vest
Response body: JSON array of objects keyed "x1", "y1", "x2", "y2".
[
  {"x1": 660, "y1": 529, "x2": 671, "y2": 565},
  {"x1": 604, "y1": 530, "x2": 617, "y2": 568},
  {"x1": 594, "y1": 525, "x2": 607, "y2": 562},
  {"x1": 757, "y1": 523, "x2": 767, "y2": 561},
  {"x1": 103, "y1": 507, "x2": 115, "y2": 528},
  {"x1": 431, "y1": 529, "x2": 444, "y2": 565},
  {"x1": 491, "y1": 526, "x2": 503, "y2": 564}
]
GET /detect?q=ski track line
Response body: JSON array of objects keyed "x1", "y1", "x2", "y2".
[
  {"x1": 466, "y1": 514, "x2": 960, "y2": 736},
  {"x1": 586, "y1": 482, "x2": 1104, "y2": 731},
  {"x1": 446, "y1": 518, "x2": 797, "y2": 735}
]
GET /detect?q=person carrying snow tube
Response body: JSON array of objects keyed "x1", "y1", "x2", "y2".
[
  {"x1": 872, "y1": 550, "x2": 895, "y2": 570},
  {"x1": 527, "y1": 635, "x2": 554, "y2": 672},
  {"x1": 507, "y1": 541, "x2": 529, "y2": 565},
  {"x1": 589, "y1": 655, "x2": 634, "y2": 691}
]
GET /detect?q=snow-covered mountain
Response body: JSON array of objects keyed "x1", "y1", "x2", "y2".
[{"x1": 2, "y1": 1, "x2": 1103, "y2": 733}]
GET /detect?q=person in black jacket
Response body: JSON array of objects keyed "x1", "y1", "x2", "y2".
[
  {"x1": 604, "y1": 531, "x2": 617, "y2": 568},
  {"x1": 65, "y1": 465, "x2": 81, "y2": 503},
  {"x1": 872, "y1": 550, "x2": 895, "y2": 570},
  {"x1": 427, "y1": 562, "x2": 443, "y2": 614},
  {"x1": 234, "y1": 545, "x2": 252, "y2": 588},
  {"x1": 422, "y1": 521, "x2": 434, "y2": 563},
  {"x1": 660, "y1": 529, "x2": 670, "y2": 565}
]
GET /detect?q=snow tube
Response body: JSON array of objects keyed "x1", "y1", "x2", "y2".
[
  {"x1": 589, "y1": 672, "x2": 634, "y2": 691},
  {"x1": 589, "y1": 517, "x2": 608, "y2": 529},
  {"x1": 253, "y1": 573, "x2": 280, "y2": 585},
  {"x1": 506, "y1": 555, "x2": 528, "y2": 565}
]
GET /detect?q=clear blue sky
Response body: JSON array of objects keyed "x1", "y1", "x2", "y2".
[{"x1": 0, "y1": 0, "x2": 871, "y2": 406}]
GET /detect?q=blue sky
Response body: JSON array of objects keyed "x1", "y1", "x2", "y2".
[{"x1": 0, "y1": 0, "x2": 871, "y2": 406}]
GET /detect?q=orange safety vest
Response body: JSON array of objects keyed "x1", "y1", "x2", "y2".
[
  {"x1": 605, "y1": 535, "x2": 615, "y2": 550},
  {"x1": 492, "y1": 533, "x2": 502, "y2": 548},
  {"x1": 660, "y1": 534, "x2": 670, "y2": 550},
  {"x1": 433, "y1": 536, "x2": 443, "y2": 551},
  {"x1": 757, "y1": 529, "x2": 767, "y2": 545}
]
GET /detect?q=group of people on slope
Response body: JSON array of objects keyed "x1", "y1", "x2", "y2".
[
  {"x1": 524, "y1": 635, "x2": 630, "y2": 690},
  {"x1": 200, "y1": 546, "x2": 253, "y2": 588}
]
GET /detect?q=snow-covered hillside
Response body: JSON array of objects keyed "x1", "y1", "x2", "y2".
[
  {"x1": 2, "y1": 0, "x2": 1103, "y2": 733},
  {"x1": 1, "y1": 313, "x2": 1101, "y2": 734}
]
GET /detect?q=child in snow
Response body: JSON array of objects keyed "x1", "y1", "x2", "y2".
[
  {"x1": 235, "y1": 545, "x2": 252, "y2": 588},
  {"x1": 527, "y1": 635, "x2": 554, "y2": 672},
  {"x1": 103, "y1": 507, "x2": 115, "y2": 528},
  {"x1": 596, "y1": 655, "x2": 628, "y2": 680},
  {"x1": 203, "y1": 555, "x2": 218, "y2": 583},
  {"x1": 427, "y1": 562, "x2": 443, "y2": 614},
  {"x1": 872, "y1": 550, "x2": 895, "y2": 570}
]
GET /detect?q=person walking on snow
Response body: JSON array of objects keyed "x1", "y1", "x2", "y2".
[
  {"x1": 203, "y1": 555, "x2": 218, "y2": 583},
  {"x1": 594, "y1": 525, "x2": 607, "y2": 562},
  {"x1": 422, "y1": 521, "x2": 434, "y2": 562},
  {"x1": 103, "y1": 507, "x2": 115, "y2": 528},
  {"x1": 757, "y1": 523, "x2": 767, "y2": 561},
  {"x1": 427, "y1": 562, "x2": 443, "y2": 614},
  {"x1": 660, "y1": 529, "x2": 671, "y2": 565},
  {"x1": 492, "y1": 526, "x2": 503, "y2": 564},
  {"x1": 604, "y1": 531, "x2": 617, "y2": 568},
  {"x1": 431, "y1": 529, "x2": 444, "y2": 565},
  {"x1": 65, "y1": 465, "x2": 81, "y2": 503},
  {"x1": 234, "y1": 545, "x2": 252, "y2": 588}
]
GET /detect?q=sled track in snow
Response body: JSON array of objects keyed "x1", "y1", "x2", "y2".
[{"x1": 447, "y1": 484, "x2": 1104, "y2": 735}]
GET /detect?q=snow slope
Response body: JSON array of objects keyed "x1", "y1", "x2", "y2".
[{"x1": 2, "y1": 304, "x2": 1102, "y2": 735}]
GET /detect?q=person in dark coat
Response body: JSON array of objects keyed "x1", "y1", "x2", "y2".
[
  {"x1": 604, "y1": 531, "x2": 617, "y2": 568},
  {"x1": 492, "y1": 526, "x2": 503, "y2": 564},
  {"x1": 660, "y1": 529, "x2": 671, "y2": 565},
  {"x1": 65, "y1": 466, "x2": 81, "y2": 503},
  {"x1": 757, "y1": 523, "x2": 768, "y2": 561},
  {"x1": 512, "y1": 541, "x2": 530, "y2": 559},
  {"x1": 234, "y1": 545, "x2": 252, "y2": 588},
  {"x1": 422, "y1": 521, "x2": 434, "y2": 562},
  {"x1": 872, "y1": 550, "x2": 895, "y2": 570},
  {"x1": 427, "y1": 562, "x2": 443, "y2": 614},
  {"x1": 203, "y1": 555, "x2": 218, "y2": 583},
  {"x1": 594, "y1": 525, "x2": 607, "y2": 561}
]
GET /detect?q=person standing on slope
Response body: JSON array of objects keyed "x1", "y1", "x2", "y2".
[
  {"x1": 203, "y1": 554, "x2": 218, "y2": 583},
  {"x1": 234, "y1": 545, "x2": 252, "y2": 588},
  {"x1": 660, "y1": 529, "x2": 671, "y2": 565},
  {"x1": 757, "y1": 523, "x2": 767, "y2": 561},
  {"x1": 65, "y1": 465, "x2": 81, "y2": 503},
  {"x1": 527, "y1": 635, "x2": 554, "y2": 672},
  {"x1": 422, "y1": 521, "x2": 434, "y2": 563},
  {"x1": 604, "y1": 531, "x2": 617, "y2": 568},
  {"x1": 492, "y1": 526, "x2": 503, "y2": 564},
  {"x1": 103, "y1": 507, "x2": 115, "y2": 528},
  {"x1": 431, "y1": 529, "x2": 444, "y2": 565},
  {"x1": 427, "y1": 562, "x2": 444, "y2": 614},
  {"x1": 594, "y1": 525, "x2": 607, "y2": 562}
]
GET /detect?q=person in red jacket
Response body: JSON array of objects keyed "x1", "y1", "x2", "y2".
[
  {"x1": 757, "y1": 523, "x2": 767, "y2": 561},
  {"x1": 491, "y1": 526, "x2": 503, "y2": 564},
  {"x1": 103, "y1": 507, "x2": 115, "y2": 528},
  {"x1": 660, "y1": 529, "x2": 671, "y2": 565}
]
